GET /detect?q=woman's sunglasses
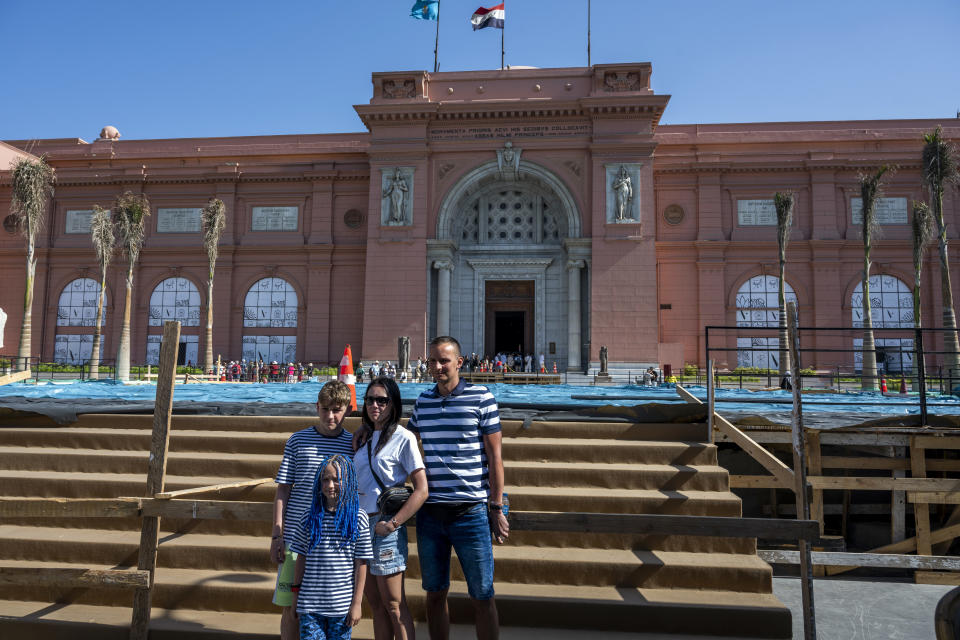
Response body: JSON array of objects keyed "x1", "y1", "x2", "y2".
[{"x1": 365, "y1": 396, "x2": 390, "y2": 407}]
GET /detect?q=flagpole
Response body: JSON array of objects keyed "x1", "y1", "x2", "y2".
[
  {"x1": 500, "y1": 10, "x2": 505, "y2": 70},
  {"x1": 434, "y1": 0, "x2": 440, "y2": 72},
  {"x1": 587, "y1": 0, "x2": 591, "y2": 67}
]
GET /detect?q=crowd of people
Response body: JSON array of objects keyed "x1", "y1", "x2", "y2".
[
  {"x1": 271, "y1": 336, "x2": 507, "y2": 640},
  {"x1": 214, "y1": 360, "x2": 324, "y2": 383},
  {"x1": 461, "y1": 352, "x2": 549, "y2": 374}
]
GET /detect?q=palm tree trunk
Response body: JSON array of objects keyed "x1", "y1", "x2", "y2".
[
  {"x1": 89, "y1": 272, "x2": 106, "y2": 379},
  {"x1": 17, "y1": 242, "x2": 36, "y2": 372},
  {"x1": 861, "y1": 256, "x2": 878, "y2": 391},
  {"x1": 913, "y1": 280, "x2": 923, "y2": 392},
  {"x1": 116, "y1": 261, "x2": 134, "y2": 382},
  {"x1": 937, "y1": 235, "x2": 960, "y2": 389},
  {"x1": 204, "y1": 275, "x2": 214, "y2": 374}
]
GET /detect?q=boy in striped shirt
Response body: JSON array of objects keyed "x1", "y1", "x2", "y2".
[
  {"x1": 409, "y1": 336, "x2": 509, "y2": 640},
  {"x1": 271, "y1": 380, "x2": 356, "y2": 640}
]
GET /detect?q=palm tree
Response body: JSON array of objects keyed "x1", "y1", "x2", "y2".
[
  {"x1": 858, "y1": 166, "x2": 893, "y2": 391},
  {"x1": 88, "y1": 205, "x2": 115, "y2": 379},
  {"x1": 774, "y1": 192, "x2": 794, "y2": 377},
  {"x1": 911, "y1": 201, "x2": 934, "y2": 390},
  {"x1": 113, "y1": 192, "x2": 150, "y2": 382},
  {"x1": 922, "y1": 126, "x2": 960, "y2": 384},
  {"x1": 9, "y1": 156, "x2": 55, "y2": 371},
  {"x1": 201, "y1": 198, "x2": 226, "y2": 374}
]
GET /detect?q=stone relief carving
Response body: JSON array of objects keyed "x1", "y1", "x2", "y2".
[
  {"x1": 439, "y1": 162, "x2": 455, "y2": 180},
  {"x1": 605, "y1": 163, "x2": 642, "y2": 223},
  {"x1": 563, "y1": 160, "x2": 582, "y2": 177},
  {"x1": 382, "y1": 79, "x2": 416, "y2": 99},
  {"x1": 604, "y1": 71, "x2": 640, "y2": 92},
  {"x1": 381, "y1": 167, "x2": 414, "y2": 226},
  {"x1": 496, "y1": 141, "x2": 522, "y2": 181}
]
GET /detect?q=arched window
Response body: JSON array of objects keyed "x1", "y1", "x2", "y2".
[
  {"x1": 149, "y1": 278, "x2": 201, "y2": 327},
  {"x1": 241, "y1": 277, "x2": 298, "y2": 364},
  {"x1": 852, "y1": 275, "x2": 914, "y2": 374},
  {"x1": 57, "y1": 278, "x2": 106, "y2": 327},
  {"x1": 244, "y1": 278, "x2": 298, "y2": 328},
  {"x1": 735, "y1": 275, "x2": 797, "y2": 370}
]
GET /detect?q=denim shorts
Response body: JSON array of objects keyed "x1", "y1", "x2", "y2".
[
  {"x1": 370, "y1": 515, "x2": 409, "y2": 576},
  {"x1": 415, "y1": 502, "x2": 494, "y2": 600},
  {"x1": 299, "y1": 611, "x2": 351, "y2": 640}
]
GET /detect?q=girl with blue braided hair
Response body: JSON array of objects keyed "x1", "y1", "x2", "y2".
[{"x1": 289, "y1": 454, "x2": 373, "y2": 639}]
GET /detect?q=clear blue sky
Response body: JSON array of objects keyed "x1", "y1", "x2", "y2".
[{"x1": 2, "y1": 0, "x2": 958, "y2": 141}]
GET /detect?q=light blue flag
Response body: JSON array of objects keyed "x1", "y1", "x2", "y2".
[{"x1": 410, "y1": 0, "x2": 439, "y2": 21}]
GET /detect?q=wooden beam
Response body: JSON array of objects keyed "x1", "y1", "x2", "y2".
[
  {"x1": 0, "y1": 567, "x2": 149, "y2": 589},
  {"x1": 0, "y1": 370, "x2": 31, "y2": 386},
  {"x1": 824, "y1": 521, "x2": 960, "y2": 576},
  {"x1": 676, "y1": 384, "x2": 795, "y2": 489},
  {"x1": 913, "y1": 436, "x2": 960, "y2": 450},
  {"x1": 809, "y1": 477, "x2": 960, "y2": 491},
  {"x1": 131, "y1": 320, "x2": 180, "y2": 640},
  {"x1": 0, "y1": 497, "x2": 141, "y2": 518},
  {"x1": 731, "y1": 475, "x2": 788, "y2": 489},
  {"x1": 717, "y1": 431, "x2": 911, "y2": 447},
  {"x1": 508, "y1": 511, "x2": 819, "y2": 541},
  {"x1": 911, "y1": 436, "x2": 933, "y2": 557},
  {"x1": 892, "y1": 446, "x2": 907, "y2": 544},
  {"x1": 807, "y1": 432, "x2": 824, "y2": 537},
  {"x1": 760, "y1": 550, "x2": 960, "y2": 571},
  {"x1": 908, "y1": 492, "x2": 960, "y2": 504},
  {"x1": 155, "y1": 478, "x2": 273, "y2": 499},
  {"x1": 916, "y1": 571, "x2": 960, "y2": 585},
  {"x1": 141, "y1": 498, "x2": 274, "y2": 521},
  {"x1": 820, "y1": 456, "x2": 960, "y2": 472}
]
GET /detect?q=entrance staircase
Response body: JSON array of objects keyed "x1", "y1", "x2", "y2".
[{"x1": 0, "y1": 413, "x2": 791, "y2": 639}]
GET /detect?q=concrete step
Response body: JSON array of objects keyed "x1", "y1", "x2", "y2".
[
  {"x1": 0, "y1": 447, "x2": 729, "y2": 491},
  {"x1": 0, "y1": 600, "x2": 754, "y2": 640},
  {"x1": 0, "y1": 526, "x2": 770, "y2": 592},
  {"x1": 0, "y1": 562, "x2": 790, "y2": 637}
]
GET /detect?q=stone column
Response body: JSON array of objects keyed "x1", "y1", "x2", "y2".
[
  {"x1": 567, "y1": 259, "x2": 585, "y2": 370},
  {"x1": 434, "y1": 260, "x2": 453, "y2": 337}
]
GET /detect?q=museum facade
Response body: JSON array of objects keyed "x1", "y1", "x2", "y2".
[{"x1": 1, "y1": 63, "x2": 958, "y2": 372}]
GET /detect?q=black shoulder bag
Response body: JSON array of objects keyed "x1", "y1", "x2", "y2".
[{"x1": 366, "y1": 437, "x2": 413, "y2": 517}]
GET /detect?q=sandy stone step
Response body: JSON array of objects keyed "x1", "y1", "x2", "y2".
[
  {"x1": 503, "y1": 437, "x2": 717, "y2": 465},
  {"x1": 0, "y1": 426, "x2": 288, "y2": 455},
  {"x1": 506, "y1": 460, "x2": 729, "y2": 491}
]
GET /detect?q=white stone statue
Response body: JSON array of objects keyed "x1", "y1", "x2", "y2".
[
  {"x1": 0, "y1": 307, "x2": 5, "y2": 349},
  {"x1": 383, "y1": 168, "x2": 409, "y2": 224},
  {"x1": 497, "y1": 141, "x2": 522, "y2": 181},
  {"x1": 612, "y1": 165, "x2": 634, "y2": 220}
]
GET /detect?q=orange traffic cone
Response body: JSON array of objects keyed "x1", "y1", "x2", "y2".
[
  {"x1": 552, "y1": 362, "x2": 558, "y2": 373},
  {"x1": 880, "y1": 377, "x2": 888, "y2": 393},
  {"x1": 338, "y1": 345, "x2": 357, "y2": 412},
  {"x1": 899, "y1": 377, "x2": 908, "y2": 394}
]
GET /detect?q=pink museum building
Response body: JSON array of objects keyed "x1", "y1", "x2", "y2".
[{"x1": 1, "y1": 62, "x2": 958, "y2": 372}]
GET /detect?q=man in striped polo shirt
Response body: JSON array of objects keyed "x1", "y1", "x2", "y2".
[{"x1": 409, "y1": 336, "x2": 509, "y2": 640}]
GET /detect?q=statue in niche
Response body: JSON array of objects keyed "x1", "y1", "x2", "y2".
[
  {"x1": 599, "y1": 345, "x2": 608, "y2": 373},
  {"x1": 0, "y1": 307, "x2": 6, "y2": 349},
  {"x1": 496, "y1": 141, "x2": 522, "y2": 181},
  {"x1": 398, "y1": 336, "x2": 410, "y2": 377},
  {"x1": 383, "y1": 168, "x2": 409, "y2": 224},
  {"x1": 612, "y1": 165, "x2": 634, "y2": 220}
]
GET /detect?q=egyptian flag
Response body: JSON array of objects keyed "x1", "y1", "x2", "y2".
[{"x1": 471, "y1": 3, "x2": 504, "y2": 30}]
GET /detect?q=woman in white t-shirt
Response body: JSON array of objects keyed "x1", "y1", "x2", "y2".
[{"x1": 354, "y1": 376, "x2": 427, "y2": 640}]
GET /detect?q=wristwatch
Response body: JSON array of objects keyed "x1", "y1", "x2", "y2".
[{"x1": 488, "y1": 502, "x2": 502, "y2": 512}]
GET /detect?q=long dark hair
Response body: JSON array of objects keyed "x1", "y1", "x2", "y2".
[{"x1": 362, "y1": 376, "x2": 403, "y2": 455}]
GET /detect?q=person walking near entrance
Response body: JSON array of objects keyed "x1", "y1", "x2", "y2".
[{"x1": 408, "y1": 336, "x2": 508, "y2": 640}]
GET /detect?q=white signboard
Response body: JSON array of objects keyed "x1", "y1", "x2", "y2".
[
  {"x1": 157, "y1": 208, "x2": 202, "y2": 233},
  {"x1": 737, "y1": 200, "x2": 777, "y2": 226},
  {"x1": 65, "y1": 210, "x2": 94, "y2": 234},
  {"x1": 252, "y1": 206, "x2": 298, "y2": 231},
  {"x1": 851, "y1": 197, "x2": 908, "y2": 225}
]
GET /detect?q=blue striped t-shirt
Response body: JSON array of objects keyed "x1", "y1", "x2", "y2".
[
  {"x1": 407, "y1": 379, "x2": 500, "y2": 503},
  {"x1": 274, "y1": 427, "x2": 355, "y2": 545},
  {"x1": 289, "y1": 509, "x2": 372, "y2": 616}
]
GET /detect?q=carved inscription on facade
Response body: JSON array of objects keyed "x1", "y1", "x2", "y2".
[
  {"x1": 851, "y1": 197, "x2": 908, "y2": 225},
  {"x1": 737, "y1": 200, "x2": 777, "y2": 226},
  {"x1": 429, "y1": 123, "x2": 590, "y2": 141},
  {"x1": 65, "y1": 210, "x2": 94, "y2": 234},
  {"x1": 157, "y1": 208, "x2": 202, "y2": 233},
  {"x1": 252, "y1": 206, "x2": 298, "y2": 231}
]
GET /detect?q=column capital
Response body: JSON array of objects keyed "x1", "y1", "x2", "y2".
[
  {"x1": 433, "y1": 260, "x2": 454, "y2": 272},
  {"x1": 566, "y1": 259, "x2": 586, "y2": 271}
]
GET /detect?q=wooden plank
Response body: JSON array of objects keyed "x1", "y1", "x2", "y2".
[
  {"x1": 141, "y1": 498, "x2": 274, "y2": 521},
  {"x1": 808, "y1": 477, "x2": 960, "y2": 491},
  {"x1": 0, "y1": 370, "x2": 31, "y2": 385},
  {"x1": 892, "y1": 446, "x2": 907, "y2": 544},
  {"x1": 807, "y1": 432, "x2": 824, "y2": 537},
  {"x1": 508, "y1": 511, "x2": 819, "y2": 541},
  {"x1": 131, "y1": 320, "x2": 180, "y2": 640},
  {"x1": 911, "y1": 436, "x2": 933, "y2": 557},
  {"x1": 676, "y1": 384, "x2": 795, "y2": 488},
  {"x1": 908, "y1": 492, "x2": 960, "y2": 504},
  {"x1": 916, "y1": 571, "x2": 960, "y2": 586},
  {"x1": 820, "y1": 456, "x2": 960, "y2": 472},
  {"x1": 824, "y1": 521, "x2": 960, "y2": 576},
  {"x1": 913, "y1": 436, "x2": 960, "y2": 450},
  {"x1": 0, "y1": 567, "x2": 149, "y2": 589},
  {"x1": 155, "y1": 477, "x2": 273, "y2": 499},
  {"x1": 760, "y1": 550, "x2": 960, "y2": 571},
  {"x1": 0, "y1": 497, "x2": 141, "y2": 518},
  {"x1": 731, "y1": 475, "x2": 788, "y2": 489},
  {"x1": 717, "y1": 431, "x2": 910, "y2": 447}
]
